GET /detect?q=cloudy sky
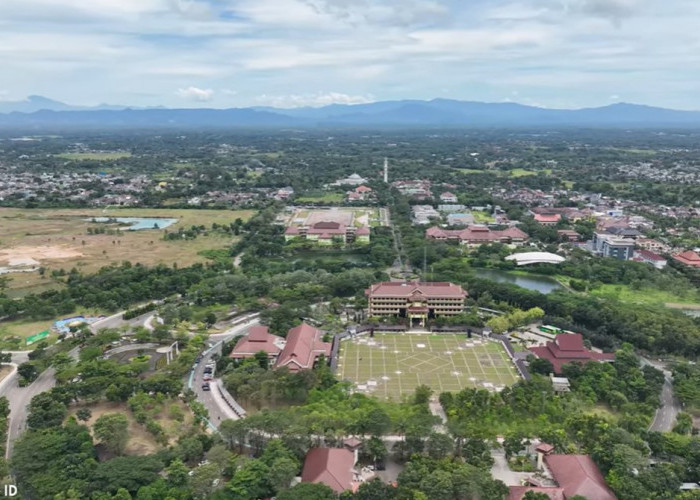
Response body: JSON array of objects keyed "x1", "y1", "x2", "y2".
[{"x1": 1, "y1": 0, "x2": 698, "y2": 109}]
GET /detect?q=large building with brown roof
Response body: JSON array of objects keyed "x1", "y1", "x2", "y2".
[
  {"x1": 228, "y1": 325, "x2": 284, "y2": 361},
  {"x1": 545, "y1": 454, "x2": 617, "y2": 499},
  {"x1": 426, "y1": 225, "x2": 529, "y2": 246},
  {"x1": 229, "y1": 323, "x2": 331, "y2": 372},
  {"x1": 301, "y1": 448, "x2": 358, "y2": 493},
  {"x1": 285, "y1": 221, "x2": 370, "y2": 245},
  {"x1": 275, "y1": 323, "x2": 331, "y2": 373},
  {"x1": 529, "y1": 333, "x2": 615, "y2": 374},
  {"x1": 365, "y1": 281, "x2": 467, "y2": 327},
  {"x1": 509, "y1": 454, "x2": 616, "y2": 500}
]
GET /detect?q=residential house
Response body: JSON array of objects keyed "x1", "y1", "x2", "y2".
[
  {"x1": 440, "y1": 192, "x2": 458, "y2": 203},
  {"x1": 301, "y1": 448, "x2": 359, "y2": 494},
  {"x1": 673, "y1": 250, "x2": 700, "y2": 268},
  {"x1": 633, "y1": 249, "x2": 667, "y2": 269}
]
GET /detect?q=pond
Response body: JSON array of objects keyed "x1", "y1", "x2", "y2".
[
  {"x1": 89, "y1": 217, "x2": 178, "y2": 231},
  {"x1": 473, "y1": 268, "x2": 564, "y2": 294}
]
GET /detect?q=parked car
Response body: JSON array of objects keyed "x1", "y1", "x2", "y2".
[
  {"x1": 194, "y1": 356, "x2": 202, "y2": 364},
  {"x1": 203, "y1": 374, "x2": 213, "y2": 381},
  {"x1": 201, "y1": 382, "x2": 210, "y2": 391}
]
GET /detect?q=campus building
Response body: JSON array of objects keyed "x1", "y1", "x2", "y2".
[
  {"x1": 301, "y1": 447, "x2": 359, "y2": 493},
  {"x1": 284, "y1": 221, "x2": 370, "y2": 245},
  {"x1": 509, "y1": 452, "x2": 617, "y2": 500},
  {"x1": 528, "y1": 333, "x2": 615, "y2": 374},
  {"x1": 592, "y1": 232, "x2": 635, "y2": 260},
  {"x1": 425, "y1": 225, "x2": 529, "y2": 246},
  {"x1": 229, "y1": 323, "x2": 331, "y2": 372},
  {"x1": 365, "y1": 281, "x2": 467, "y2": 327}
]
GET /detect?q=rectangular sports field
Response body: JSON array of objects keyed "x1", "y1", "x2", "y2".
[
  {"x1": 284, "y1": 207, "x2": 385, "y2": 228},
  {"x1": 338, "y1": 333, "x2": 520, "y2": 400}
]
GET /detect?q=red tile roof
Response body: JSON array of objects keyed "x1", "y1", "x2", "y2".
[
  {"x1": 301, "y1": 448, "x2": 356, "y2": 493},
  {"x1": 636, "y1": 249, "x2": 666, "y2": 262},
  {"x1": 275, "y1": 323, "x2": 331, "y2": 372},
  {"x1": 356, "y1": 226, "x2": 370, "y2": 235},
  {"x1": 534, "y1": 213, "x2": 562, "y2": 223},
  {"x1": 355, "y1": 185, "x2": 373, "y2": 193},
  {"x1": 426, "y1": 225, "x2": 529, "y2": 243},
  {"x1": 508, "y1": 486, "x2": 565, "y2": 500},
  {"x1": 365, "y1": 281, "x2": 467, "y2": 299},
  {"x1": 529, "y1": 334, "x2": 615, "y2": 374},
  {"x1": 229, "y1": 326, "x2": 283, "y2": 358},
  {"x1": 545, "y1": 455, "x2": 617, "y2": 500},
  {"x1": 673, "y1": 250, "x2": 700, "y2": 267}
]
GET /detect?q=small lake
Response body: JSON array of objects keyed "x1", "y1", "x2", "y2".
[
  {"x1": 89, "y1": 217, "x2": 178, "y2": 231},
  {"x1": 473, "y1": 268, "x2": 564, "y2": 294}
]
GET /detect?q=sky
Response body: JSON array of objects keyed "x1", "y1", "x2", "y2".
[{"x1": 1, "y1": 0, "x2": 699, "y2": 110}]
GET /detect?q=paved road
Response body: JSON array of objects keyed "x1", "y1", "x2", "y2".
[
  {"x1": 190, "y1": 316, "x2": 260, "y2": 429},
  {"x1": 642, "y1": 357, "x2": 681, "y2": 433},
  {"x1": 2, "y1": 347, "x2": 79, "y2": 458}
]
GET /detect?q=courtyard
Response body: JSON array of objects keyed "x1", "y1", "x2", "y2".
[{"x1": 338, "y1": 333, "x2": 520, "y2": 400}]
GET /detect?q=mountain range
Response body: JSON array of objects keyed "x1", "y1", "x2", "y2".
[{"x1": 2, "y1": 96, "x2": 700, "y2": 129}]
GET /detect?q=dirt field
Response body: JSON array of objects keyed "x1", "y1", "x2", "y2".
[
  {"x1": 68, "y1": 400, "x2": 195, "y2": 455},
  {"x1": 0, "y1": 208, "x2": 254, "y2": 295}
]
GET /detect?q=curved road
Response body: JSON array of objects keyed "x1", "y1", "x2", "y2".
[
  {"x1": 190, "y1": 315, "x2": 260, "y2": 428},
  {"x1": 642, "y1": 357, "x2": 681, "y2": 433}
]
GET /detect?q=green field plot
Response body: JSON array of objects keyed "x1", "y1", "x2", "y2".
[
  {"x1": 56, "y1": 152, "x2": 132, "y2": 161},
  {"x1": 338, "y1": 334, "x2": 519, "y2": 400}
]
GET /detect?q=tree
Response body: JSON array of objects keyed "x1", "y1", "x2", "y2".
[
  {"x1": 190, "y1": 462, "x2": 221, "y2": 499},
  {"x1": 673, "y1": 412, "x2": 693, "y2": 435},
  {"x1": 17, "y1": 362, "x2": 38, "y2": 383},
  {"x1": 528, "y1": 356, "x2": 554, "y2": 376},
  {"x1": 275, "y1": 482, "x2": 336, "y2": 500},
  {"x1": 254, "y1": 350, "x2": 270, "y2": 370},
  {"x1": 426, "y1": 432, "x2": 454, "y2": 459},
  {"x1": 351, "y1": 478, "x2": 398, "y2": 500},
  {"x1": 268, "y1": 457, "x2": 299, "y2": 493},
  {"x1": 76, "y1": 408, "x2": 92, "y2": 422},
  {"x1": 523, "y1": 491, "x2": 552, "y2": 500},
  {"x1": 94, "y1": 413, "x2": 129, "y2": 455},
  {"x1": 165, "y1": 458, "x2": 190, "y2": 488},
  {"x1": 413, "y1": 385, "x2": 433, "y2": 406}
]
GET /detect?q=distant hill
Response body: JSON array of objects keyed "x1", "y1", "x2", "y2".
[{"x1": 2, "y1": 98, "x2": 700, "y2": 129}]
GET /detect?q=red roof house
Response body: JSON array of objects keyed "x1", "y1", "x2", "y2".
[
  {"x1": 275, "y1": 323, "x2": 331, "y2": 373},
  {"x1": 673, "y1": 250, "x2": 700, "y2": 268},
  {"x1": 545, "y1": 454, "x2": 617, "y2": 500},
  {"x1": 355, "y1": 185, "x2": 373, "y2": 193},
  {"x1": 229, "y1": 325, "x2": 284, "y2": 360},
  {"x1": 301, "y1": 448, "x2": 358, "y2": 493},
  {"x1": 534, "y1": 213, "x2": 562, "y2": 225},
  {"x1": 529, "y1": 334, "x2": 615, "y2": 374}
]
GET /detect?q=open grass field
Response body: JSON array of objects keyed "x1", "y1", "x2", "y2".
[
  {"x1": 56, "y1": 152, "x2": 133, "y2": 161},
  {"x1": 0, "y1": 208, "x2": 254, "y2": 295},
  {"x1": 296, "y1": 192, "x2": 346, "y2": 203},
  {"x1": 590, "y1": 284, "x2": 700, "y2": 308},
  {"x1": 338, "y1": 333, "x2": 519, "y2": 400}
]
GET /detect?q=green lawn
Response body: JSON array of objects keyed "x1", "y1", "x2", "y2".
[
  {"x1": 296, "y1": 192, "x2": 345, "y2": 203},
  {"x1": 590, "y1": 284, "x2": 700, "y2": 308},
  {"x1": 338, "y1": 334, "x2": 519, "y2": 400},
  {"x1": 56, "y1": 152, "x2": 132, "y2": 161},
  {"x1": 472, "y1": 211, "x2": 495, "y2": 223}
]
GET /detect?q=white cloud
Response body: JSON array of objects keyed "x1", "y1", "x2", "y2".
[
  {"x1": 176, "y1": 86, "x2": 214, "y2": 101},
  {"x1": 255, "y1": 92, "x2": 375, "y2": 108}
]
